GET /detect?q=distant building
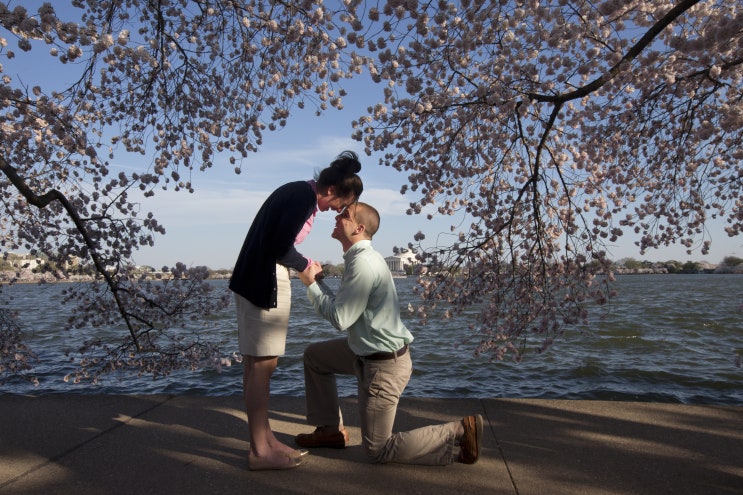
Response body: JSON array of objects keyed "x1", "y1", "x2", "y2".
[
  {"x1": 6, "y1": 252, "x2": 82, "y2": 271},
  {"x1": 385, "y1": 249, "x2": 418, "y2": 274},
  {"x1": 8, "y1": 253, "x2": 44, "y2": 270}
]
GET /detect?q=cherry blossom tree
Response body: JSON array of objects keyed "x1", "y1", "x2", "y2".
[
  {"x1": 350, "y1": 0, "x2": 742, "y2": 360},
  {"x1": 0, "y1": 0, "x2": 364, "y2": 382},
  {"x1": 1, "y1": 0, "x2": 741, "y2": 382}
]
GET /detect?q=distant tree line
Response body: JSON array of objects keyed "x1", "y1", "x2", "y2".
[
  {"x1": 5, "y1": 254, "x2": 741, "y2": 279},
  {"x1": 613, "y1": 256, "x2": 743, "y2": 274}
]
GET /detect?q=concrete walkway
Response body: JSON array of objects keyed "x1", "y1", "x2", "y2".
[{"x1": 0, "y1": 395, "x2": 741, "y2": 495}]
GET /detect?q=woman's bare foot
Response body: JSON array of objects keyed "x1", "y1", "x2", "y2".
[{"x1": 269, "y1": 435, "x2": 309, "y2": 458}]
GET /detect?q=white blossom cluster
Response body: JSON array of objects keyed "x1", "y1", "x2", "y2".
[{"x1": 0, "y1": 307, "x2": 38, "y2": 384}]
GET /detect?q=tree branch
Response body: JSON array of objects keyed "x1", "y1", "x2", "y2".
[
  {"x1": 529, "y1": 0, "x2": 702, "y2": 104},
  {"x1": 0, "y1": 155, "x2": 142, "y2": 348}
]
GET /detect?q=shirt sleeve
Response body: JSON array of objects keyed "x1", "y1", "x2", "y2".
[{"x1": 307, "y1": 257, "x2": 373, "y2": 331}]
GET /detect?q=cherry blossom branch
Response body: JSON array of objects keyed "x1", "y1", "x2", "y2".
[
  {"x1": 0, "y1": 155, "x2": 141, "y2": 347},
  {"x1": 529, "y1": 0, "x2": 703, "y2": 105}
]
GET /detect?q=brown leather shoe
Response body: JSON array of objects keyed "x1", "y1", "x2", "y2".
[
  {"x1": 460, "y1": 415, "x2": 483, "y2": 464},
  {"x1": 295, "y1": 426, "x2": 349, "y2": 449}
]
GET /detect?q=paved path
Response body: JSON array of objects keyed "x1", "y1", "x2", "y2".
[{"x1": 0, "y1": 395, "x2": 741, "y2": 494}]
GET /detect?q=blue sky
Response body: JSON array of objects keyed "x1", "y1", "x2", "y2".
[
  {"x1": 128, "y1": 120, "x2": 740, "y2": 269},
  {"x1": 5, "y1": 2, "x2": 741, "y2": 269},
  {"x1": 126, "y1": 126, "x2": 439, "y2": 269}
]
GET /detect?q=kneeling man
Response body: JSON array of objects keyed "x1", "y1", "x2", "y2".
[{"x1": 295, "y1": 202, "x2": 482, "y2": 465}]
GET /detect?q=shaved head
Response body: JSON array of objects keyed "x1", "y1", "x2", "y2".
[{"x1": 353, "y1": 202, "x2": 380, "y2": 238}]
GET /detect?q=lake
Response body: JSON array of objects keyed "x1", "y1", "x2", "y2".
[{"x1": 1, "y1": 274, "x2": 741, "y2": 405}]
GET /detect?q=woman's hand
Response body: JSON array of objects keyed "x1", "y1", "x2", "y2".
[{"x1": 299, "y1": 262, "x2": 323, "y2": 286}]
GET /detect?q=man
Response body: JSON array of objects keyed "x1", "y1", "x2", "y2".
[{"x1": 295, "y1": 202, "x2": 483, "y2": 465}]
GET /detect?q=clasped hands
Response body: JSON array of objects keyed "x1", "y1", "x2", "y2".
[{"x1": 298, "y1": 261, "x2": 324, "y2": 286}]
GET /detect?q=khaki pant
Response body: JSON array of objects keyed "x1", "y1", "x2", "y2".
[{"x1": 303, "y1": 337, "x2": 459, "y2": 465}]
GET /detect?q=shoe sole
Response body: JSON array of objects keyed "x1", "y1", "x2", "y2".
[
  {"x1": 473, "y1": 414, "x2": 483, "y2": 462},
  {"x1": 461, "y1": 414, "x2": 483, "y2": 464}
]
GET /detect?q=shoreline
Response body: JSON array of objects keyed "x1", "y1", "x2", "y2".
[{"x1": 2, "y1": 269, "x2": 742, "y2": 285}]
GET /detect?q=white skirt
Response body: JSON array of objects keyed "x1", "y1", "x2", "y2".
[{"x1": 235, "y1": 264, "x2": 292, "y2": 356}]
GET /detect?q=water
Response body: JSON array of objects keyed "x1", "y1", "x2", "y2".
[{"x1": 1, "y1": 275, "x2": 741, "y2": 404}]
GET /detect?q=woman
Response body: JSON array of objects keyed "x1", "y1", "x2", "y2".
[{"x1": 229, "y1": 150, "x2": 363, "y2": 470}]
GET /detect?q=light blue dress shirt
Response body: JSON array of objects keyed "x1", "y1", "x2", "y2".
[{"x1": 307, "y1": 239, "x2": 414, "y2": 356}]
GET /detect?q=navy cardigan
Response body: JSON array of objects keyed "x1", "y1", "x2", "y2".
[{"x1": 229, "y1": 181, "x2": 317, "y2": 308}]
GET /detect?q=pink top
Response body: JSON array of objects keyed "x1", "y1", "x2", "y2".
[{"x1": 294, "y1": 180, "x2": 318, "y2": 269}]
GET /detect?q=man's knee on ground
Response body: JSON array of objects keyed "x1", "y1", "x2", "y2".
[{"x1": 364, "y1": 443, "x2": 387, "y2": 464}]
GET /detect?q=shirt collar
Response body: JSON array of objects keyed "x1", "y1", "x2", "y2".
[{"x1": 343, "y1": 239, "x2": 372, "y2": 260}]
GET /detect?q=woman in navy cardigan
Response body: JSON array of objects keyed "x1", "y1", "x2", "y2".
[{"x1": 229, "y1": 151, "x2": 363, "y2": 470}]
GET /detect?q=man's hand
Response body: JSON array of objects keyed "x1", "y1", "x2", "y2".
[{"x1": 299, "y1": 262, "x2": 323, "y2": 286}]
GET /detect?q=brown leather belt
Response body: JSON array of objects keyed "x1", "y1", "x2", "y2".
[{"x1": 363, "y1": 344, "x2": 408, "y2": 361}]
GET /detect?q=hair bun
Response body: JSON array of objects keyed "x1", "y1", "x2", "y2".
[
  {"x1": 332, "y1": 150, "x2": 361, "y2": 175},
  {"x1": 315, "y1": 151, "x2": 364, "y2": 200}
]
